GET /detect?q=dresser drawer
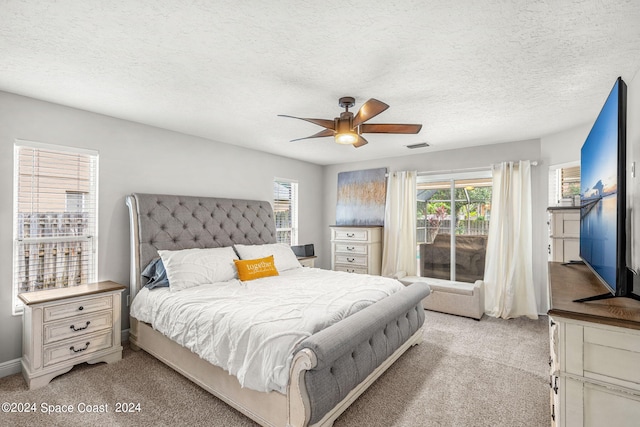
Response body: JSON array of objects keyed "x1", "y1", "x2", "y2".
[
  {"x1": 43, "y1": 331, "x2": 113, "y2": 367},
  {"x1": 335, "y1": 265, "x2": 368, "y2": 274},
  {"x1": 582, "y1": 326, "x2": 640, "y2": 390},
  {"x1": 43, "y1": 311, "x2": 113, "y2": 345},
  {"x1": 43, "y1": 295, "x2": 113, "y2": 322},
  {"x1": 334, "y1": 243, "x2": 368, "y2": 255},
  {"x1": 333, "y1": 229, "x2": 370, "y2": 241},
  {"x1": 335, "y1": 254, "x2": 368, "y2": 266}
]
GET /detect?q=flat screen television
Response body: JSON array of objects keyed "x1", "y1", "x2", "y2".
[{"x1": 577, "y1": 76, "x2": 638, "y2": 302}]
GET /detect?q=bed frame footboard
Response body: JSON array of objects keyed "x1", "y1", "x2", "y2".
[{"x1": 289, "y1": 282, "x2": 430, "y2": 426}]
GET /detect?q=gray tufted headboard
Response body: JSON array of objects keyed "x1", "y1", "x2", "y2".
[{"x1": 126, "y1": 193, "x2": 277, "y2": 297}]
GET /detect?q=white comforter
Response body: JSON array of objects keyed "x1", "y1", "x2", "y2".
[{"x1": 130, "y1": 267, "x2": 403, "y2": 393}]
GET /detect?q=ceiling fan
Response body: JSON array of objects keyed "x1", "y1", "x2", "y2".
[{"x1": 279, "y1": 97, "x2": 422, "y2": 148}]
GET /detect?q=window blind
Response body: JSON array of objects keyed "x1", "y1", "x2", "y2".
[
  {"x1": 548, "y1": 165, "x2": 581, "y2": 205},
  {"x1": 13, "y1": 142, "x2": 98, "y2": 312},
  {"x1": 561, "y1": 166, "x2": 581, "y2": 199},
  {"x1": 273, "y1": 179, "x2": 298, "y2": 245}
]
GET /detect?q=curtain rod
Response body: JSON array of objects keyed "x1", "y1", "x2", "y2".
[{"x1": 418, "y1": 160, "x2": 538, "y2": 177}]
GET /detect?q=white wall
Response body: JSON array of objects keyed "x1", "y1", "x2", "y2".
[
  {"x1": 321, "y1": 139, "x2": 550, "y2": 313},
  {"x1": 0, "y1": 91, "x2": 324, "y2": 364},
  {"x1": 627, "y1": 68, "x2": 640, "y2": 292}
]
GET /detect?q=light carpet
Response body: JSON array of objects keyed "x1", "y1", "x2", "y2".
[{"x1": 0, "y1": 311, "x2": 550, "y2": 426}]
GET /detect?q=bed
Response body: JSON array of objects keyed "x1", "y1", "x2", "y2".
[{"x1": 126, "y1": 193, "x2": 430, "y2": 427}]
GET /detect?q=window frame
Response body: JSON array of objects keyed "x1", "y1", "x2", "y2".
[
  {"x1": 273, "y1": 178, "x2": 298, "y2": 246},
  {"x1": 417, "y1": 169, "x2": 492, "y2": 282},
  {"x1": 548, "y1": 161, "x2": 581, "y2": 206},
  {"x1": 12, "y1": 140, "x2": 99, "y2": 315}
]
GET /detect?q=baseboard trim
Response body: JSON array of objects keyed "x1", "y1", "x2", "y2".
[{"x1": 0, "y1": 357, "x2": 22, "y2": 379}]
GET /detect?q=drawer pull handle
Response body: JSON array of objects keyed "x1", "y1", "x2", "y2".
[
  {"x1": 549, "y1": 356, "x2": 552, "y2": 367},
  {"x1": 78, "y1": 306, "x2": 84, "y2": 311},
  {"x1": 347, "y1": 246, "x2": 355, "y2": 251},
  {"x1": 346, "y1": 233, "x2": 355, "y2": 238},
  {"x1": 70, "y1": 342, "x2": 90, "y2": 353},
  {"x1": 347, "y1": 258, "x2": 355, "y2": 263},
  {"x1": 70, "y1": 321, "x2": 91, "y2": 332}
]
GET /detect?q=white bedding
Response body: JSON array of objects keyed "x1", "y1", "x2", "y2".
[{"x1": 130, "y1": 267, "x2": 404, "y2": 393}]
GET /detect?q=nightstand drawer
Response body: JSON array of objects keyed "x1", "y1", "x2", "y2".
[
  {"x1": 334, "y1": 243, "x2": 368, "y2": 254},
  {"x1": 335, "y1": 265, "x2": 368, "y2": 274},
  {"x1": 43, "y1": 295, "x2": 112, "y2": 322},
  {"x1": 43, "y1": 311, "x2": 113, "y2": 345},
  {"x1": 335, "y1": 254, "x2": 368, "y2": 266},
  {"x1": 43, "y1": 331, "x2": 113, "y2": 367},
  {"x1": 333, "y1": 229, "x2": 370, "y2": 241}
]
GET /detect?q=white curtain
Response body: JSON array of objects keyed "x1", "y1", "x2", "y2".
[
  {"x1": 484, "y1": 161, "x2": 538, "y2": 319},
  {"x1": 382, "y1": 171, "x2": 417, "y2": 278}
]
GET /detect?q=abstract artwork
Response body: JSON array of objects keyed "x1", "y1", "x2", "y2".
[{"x1": 336, "y1": 167, "x2": 387, "y2": 226}]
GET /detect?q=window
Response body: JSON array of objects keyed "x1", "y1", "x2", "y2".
[
  {"x1": 13, "y1": 141, "x2": 98, "y2": 314},
  {"x1": 549, "y1": 162, "x2": 580, "y2": 205},
  {"x1": 273, "y1": 179, "x2": 298, "y2": 245},
  {"x1": 416, "y1": 171, "x2": 492, "y2": 282}
]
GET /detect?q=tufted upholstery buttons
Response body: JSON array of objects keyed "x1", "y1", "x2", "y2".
[{"x1": 135, "y1": 195, "x2": 277, "y2": 278}]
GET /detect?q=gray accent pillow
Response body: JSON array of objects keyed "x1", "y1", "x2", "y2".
[{"x1": 141, "y1": 257, "x2": 170, "y2": 289}]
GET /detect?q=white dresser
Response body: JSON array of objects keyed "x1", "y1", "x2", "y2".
[
  {"x1": 548, "y1": 207, "x2": 580, "y2": 263},
  {"x1": 548, "y1": 263, "x2": 640, "y2": 426},
  {"x1": 330, "y1": 226, "x2": 382, "y2": 275},
  {"x1": 19, "y1": 281, "x2": 125, "y2": 389}
]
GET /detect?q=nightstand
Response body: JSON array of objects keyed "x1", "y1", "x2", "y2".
[
  {"x1": 19, "y1": 281, "x2": 126, "y2": 389},
  {"x1": 297, "y1": 256, "x2": 317, "y2": 268}
]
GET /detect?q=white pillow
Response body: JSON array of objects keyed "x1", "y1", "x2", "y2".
[
  {"x1": 158, "y1": 247, "x2": 239, "y2": 292},
  {"x1": 234, "y1": 243, "x2": 301, "y2": 272}
]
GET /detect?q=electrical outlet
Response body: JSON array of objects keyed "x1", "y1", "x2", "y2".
[{"x1": 126, "y1": 295, "x2": 130, "y2": 306}]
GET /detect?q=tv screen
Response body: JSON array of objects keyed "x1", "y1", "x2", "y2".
[{"x1": 579, "y1": 77, "x2": 628, "y2": 297}]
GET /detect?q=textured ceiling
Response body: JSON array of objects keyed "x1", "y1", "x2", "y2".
[{"x1": 2, "y1": 1, "x2": 640, "y2": 165}]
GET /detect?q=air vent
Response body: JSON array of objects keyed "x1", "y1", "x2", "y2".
[{"x1": 405, "y1": 142, "x2": 430, "y2": 149}]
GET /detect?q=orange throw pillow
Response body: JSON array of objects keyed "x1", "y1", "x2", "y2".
[{"x1": 234, "y1": 255, "x2": 279, "y2": 281}]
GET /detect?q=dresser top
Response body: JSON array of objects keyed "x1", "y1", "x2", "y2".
[
  {"x1": 548, "y1": 262, "x2": 640, "y2": 330},
  {"x1": 18, "y1": 281, "x2": 126, "y2": 306},
  {"x1": 547, "y1": 206, "x2": 581, "y2": 211},
  {"x1": 330, "y1": 225, "x2": 383, "y2": 228}
]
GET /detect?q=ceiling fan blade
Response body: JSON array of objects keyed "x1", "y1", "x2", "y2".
[
  {"x1": 359, "y1": 123, "x2": 422, "y2": 134},
  {"x1": 290, "y1": 128, "x2": 334, "y2": 142},
  {"x1": 353, "y1": 135, "x2": 369, "y2": 148},
  {"x1": 352, "y1": 99, "x2": 389, "y2": 127},
  {"x1": 278, "y1": 115, "x2": 335, "y2": 130}
]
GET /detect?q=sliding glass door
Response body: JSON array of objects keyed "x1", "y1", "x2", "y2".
[{"x1": 416, "y1": 172, "x2": 492, "y2": 283}]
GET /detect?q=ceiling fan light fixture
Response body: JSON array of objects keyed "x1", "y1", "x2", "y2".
[{"x1": 335, "y1": 131, "x2": 358, "y2": 145}]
